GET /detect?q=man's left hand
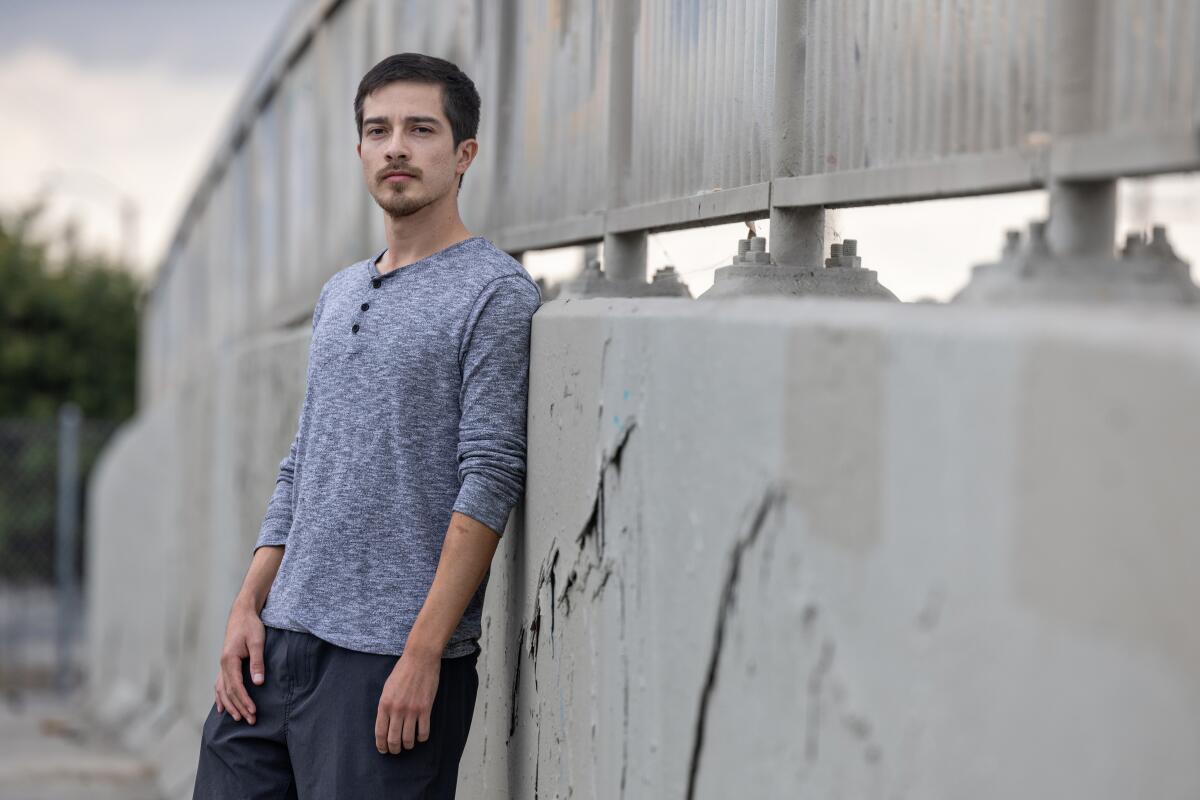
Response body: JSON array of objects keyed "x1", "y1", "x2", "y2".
[{"x1": 375, "y1": 648, "x2": 440, "y2": 754}]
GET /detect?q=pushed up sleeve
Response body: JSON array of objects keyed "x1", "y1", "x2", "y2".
[
  {"x1": 253, "y1": 282, "x2": 331, "y2": 551},
  {"x1": 452, "y1": 275, "x2": 542, "y2": 536}
]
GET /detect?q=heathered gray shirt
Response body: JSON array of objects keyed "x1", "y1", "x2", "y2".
[{"x1": 254, "y1": 236, "x2": 541, "y2": 658}]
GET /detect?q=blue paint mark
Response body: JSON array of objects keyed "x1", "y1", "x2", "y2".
[
  {"x1": 613, "y1": 415, "x2": 620, "y2": 426},
  {"x1": 623, "y1": 390, "x2": 630, "y2": 401}
]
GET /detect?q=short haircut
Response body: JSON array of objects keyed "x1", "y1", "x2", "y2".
[{"x1": 354, "y1": 53, "x2": 481, "y2": 147}]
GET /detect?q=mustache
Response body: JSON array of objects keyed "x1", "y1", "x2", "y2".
[{"x1": 377, "y1": 165, "x2": 421, "y2": 180}]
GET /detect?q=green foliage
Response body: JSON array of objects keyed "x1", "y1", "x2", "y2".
[{"x1": 0, "y1": 206, "x2": 143, "y2": 420}]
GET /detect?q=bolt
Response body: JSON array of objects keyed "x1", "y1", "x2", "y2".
[
  {"x1": 1029, "y1": 220, "x2": 1049, "y2": 256},
  {"x1": 1152, "y1": 224, "x2": 1167, "y2": 243},
  {"x1": 1150, "y1": 225, "x2": 1174, "y2": 256},
  {"x1": 1003, "y1": 230, "x2": 1021, "y2": 255},
  {"x1": 1122, "y1": 232, "x2": 1145, "y2": 258},
  {"x1": 842, "y1": 239, "x2": 858, "y2": 257},
  {"x1": 737, "y1": 238, "x2": 751, "y2": 256},
  {"x1": 749, "y1": 236, "x2": 767, "y2": 253},
  {"x1": 652, "y1": 266, "x2": 680, "y2": 283}
]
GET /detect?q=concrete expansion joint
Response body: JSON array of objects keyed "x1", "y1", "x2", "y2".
[
  {"x1": 700, "y1": 233, "x2": 898, "y2": 301},
  {"x1": 955, "y1": 219, "x2": 1200, "y2": 305}
]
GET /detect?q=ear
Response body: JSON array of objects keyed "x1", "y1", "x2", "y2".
[
  {"x1": 456, "y1": 139, "x2": 478, "y2": 177},
  {"x1": 356, "y1": 141, "x2": 362, "y2": 159}
]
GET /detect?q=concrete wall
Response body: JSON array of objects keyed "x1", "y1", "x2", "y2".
[{"x1": 87, "y1": 298, "x2": 1200, "y2": 798}]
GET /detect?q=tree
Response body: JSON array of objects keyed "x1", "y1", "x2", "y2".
[
  {"x1": 0, "y1": 206, "x2": 142, "y2": 421},
  {"x1": 0, "y1": 205, "x2": 141, "y2": 581}
]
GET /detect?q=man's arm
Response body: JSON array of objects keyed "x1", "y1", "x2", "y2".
[
  {"x1": 375, "y1": 273, "x2": 541, "y2": 754},
  {"x1": 374, "y1": 513, "x2": 499, "y2": 753},
  {"x1": 216, "y1": 283, "x2": 330, "y2": 723},
  {"x1": 407, "y1": 513, "x2": 499, "y2": 657},
  {"x1": 214, "y1": 545, "x2": 284, "y2": 725}
]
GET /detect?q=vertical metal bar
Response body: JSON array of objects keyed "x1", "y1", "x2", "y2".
[
  {"x1": 491, "y1": 0, "x2": 521, "y2": 236},
  {"x1": 1048, "y1": 0, "x2": 1116, "y2": 258},
  {"x1": 605, "y1": 0, "x2": 647, "y2": 284},
  {"x1": 55, "y1": 403, "x2": 82, "y2": 692},
  {"x1": 771, "y1": 0, "x2": 825, "y2": 268}
]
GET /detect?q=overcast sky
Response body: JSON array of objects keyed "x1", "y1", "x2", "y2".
[{"x1": 0, "y1": 0, "x2": 293, "y2": 277}]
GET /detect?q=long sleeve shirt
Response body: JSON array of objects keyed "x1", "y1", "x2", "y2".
[{"x1": 254, "y1": 236, "x2": 541, "y2": 657}]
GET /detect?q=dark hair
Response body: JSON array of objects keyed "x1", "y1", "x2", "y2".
[{"x1": 354, "y1": 53, "x2": 480, "y2": 147}]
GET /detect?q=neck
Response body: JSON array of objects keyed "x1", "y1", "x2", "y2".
[{"x1": 377, "y1": 190, "x2": 473, "y2": 274}]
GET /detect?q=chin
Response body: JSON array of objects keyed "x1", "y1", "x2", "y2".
[{"x1": 376, "y1": 195, "x2": 431, "y2": 218}]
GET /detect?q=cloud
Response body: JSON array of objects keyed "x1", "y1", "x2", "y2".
[{"x1": 0, "y1": 45, "x2": 241, "y2": 276}]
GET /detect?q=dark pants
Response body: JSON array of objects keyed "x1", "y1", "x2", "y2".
[{"x1": 193, "y1": 626, "x2": 479, "y2": 799}]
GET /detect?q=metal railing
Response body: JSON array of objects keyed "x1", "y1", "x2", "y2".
[{"x1": 139, "y1": 0, "x2": 1200, "y2": 403}]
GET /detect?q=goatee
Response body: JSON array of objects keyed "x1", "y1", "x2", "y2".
[{"x1": 372, "y1": 191, "x2": 433, "y2": 219}]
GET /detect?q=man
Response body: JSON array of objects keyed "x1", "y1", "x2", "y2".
[{"x1": 193, "y1": 53, "x2": 541, "y2": 798}]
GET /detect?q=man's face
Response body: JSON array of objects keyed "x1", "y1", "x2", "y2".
[{"x1": 356, "y1": 81, "x2": 476, "y2": 218}]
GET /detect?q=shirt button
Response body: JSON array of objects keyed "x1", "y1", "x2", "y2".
[
  {"x1": 361, "y1": 302, "x2": 369, "y2": 311},
  {"x1": 372, "y1": 278, "x2": 382, "y2": 288},
  {"x1": 352, "y1": 323, "x2": 360, "y2": 334}
]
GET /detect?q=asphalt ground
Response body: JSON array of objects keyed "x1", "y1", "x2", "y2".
[{"x1": 0, "y1": 691, "x2": 161, "y2": 800}]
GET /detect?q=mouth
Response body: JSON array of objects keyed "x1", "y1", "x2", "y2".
[{"x1": 381, "y1": 171, "x2": 417, "y2": 184}]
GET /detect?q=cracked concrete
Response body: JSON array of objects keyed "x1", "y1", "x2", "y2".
[
  {"x1": 458, "y1": 299, "x2": 1200, "y2": 799},
  {"x1": 685, "y1": 486, "x2": 785, "y2": 800}
]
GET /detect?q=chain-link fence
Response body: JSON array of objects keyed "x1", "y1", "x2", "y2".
[{"x1": 0, "y1": 407, "x2": 122, "y2": 694}]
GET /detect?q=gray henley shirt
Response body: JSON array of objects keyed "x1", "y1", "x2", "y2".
[{"x1": 254, "y1": 236, "x2": 541, "y2": 658}]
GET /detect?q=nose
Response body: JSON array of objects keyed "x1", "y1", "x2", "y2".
[{"x1": 384, "y1": 129, "x2": 410, "y2": 162}]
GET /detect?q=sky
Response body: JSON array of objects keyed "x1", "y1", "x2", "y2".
[
  {"x1": 1, "y1": 0, "x2": 1197, "y2": 300},
  {"x1": 0, "y1": 0, "x2": 293, "y2": 277}
]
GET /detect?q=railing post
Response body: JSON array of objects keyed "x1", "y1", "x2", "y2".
[
  {"x1": 770, "y1": 0, "x2": 824, "y2": 269},
  {"x1": 602, "y1": 0, "x2": 648, "y2": 288},
  {"x1": 1047, "y1": 0, "x2": 1115, "y2": 258},
  {"x1": 55, "y1": 403, "x2": 82, "y2": 692}
]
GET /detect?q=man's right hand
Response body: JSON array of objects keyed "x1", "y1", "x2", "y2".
[{"x1": 214, "y1": 600, "x2": 266, "y2": 725}]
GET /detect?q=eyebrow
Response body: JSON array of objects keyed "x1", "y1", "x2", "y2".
[{"x1": 362, "y1": 116, "x2": 442, "y2": 128}]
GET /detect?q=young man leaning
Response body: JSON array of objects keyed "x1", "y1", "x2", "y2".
[{"x1": 192, "y1": 53, "x2": 541, "y2": 798}]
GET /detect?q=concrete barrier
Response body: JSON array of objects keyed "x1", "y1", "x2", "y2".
[{"x1": 88, "y1": 298, "x2": 1200, "y2": 798}]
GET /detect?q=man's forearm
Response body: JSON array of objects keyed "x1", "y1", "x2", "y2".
[
  {"x1": 404, "y1": 511, "x2": 501, "y2": 658},
  {"x1": 235, "y1": 545, "x2": 285, "y2": 614}
]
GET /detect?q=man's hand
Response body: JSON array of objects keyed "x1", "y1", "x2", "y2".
[
  {"x1": 371, "y1": 512, "x2": 499, "y2": 753},
  {"x1": 214, "y1": 600, "x2": 266, "y2": 725},
  {"x1": 375, "y1": 647, "x2": 441, "y2": 754}
]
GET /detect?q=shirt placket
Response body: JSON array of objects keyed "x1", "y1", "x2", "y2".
[{"x1": 348, "y1": 270, "x2": 386, "y2": 356}]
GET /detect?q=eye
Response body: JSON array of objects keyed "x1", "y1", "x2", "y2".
[
  {"x1": 413, "y1": 126, "x2": 433, "y2": 135},
  {"x1": 367, "y1": 127, "x2": 385, "y2": 136}
]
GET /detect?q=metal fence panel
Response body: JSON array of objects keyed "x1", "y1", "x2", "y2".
[
  {"x1": 229, "y1": 149, "x2": 256, "y2": 342},
  {"x1": 206, "y1": 176, "x2": 235, "y2": 352},
  {"x1": 497, "y1": 0, "x2": 611, "y2": 233},
  {"x1": 319, "y1": 0, "x2": 372, "y2": 271},
  {"x1": 282, "y1": 49, "x2": 324, "y2": 297},
  {"x1": 252, "y1": 97, "x2": 284, "y2": 316},
  {"x1": 629, "y1": 0, "x2": 776, "y2": 206},
  {"x1": 1098, "y1": 0, "x2": 1200, "y2": 133},
  {"x1": 808, "y1": 0, "x2": 1049, "y2": 173}
]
